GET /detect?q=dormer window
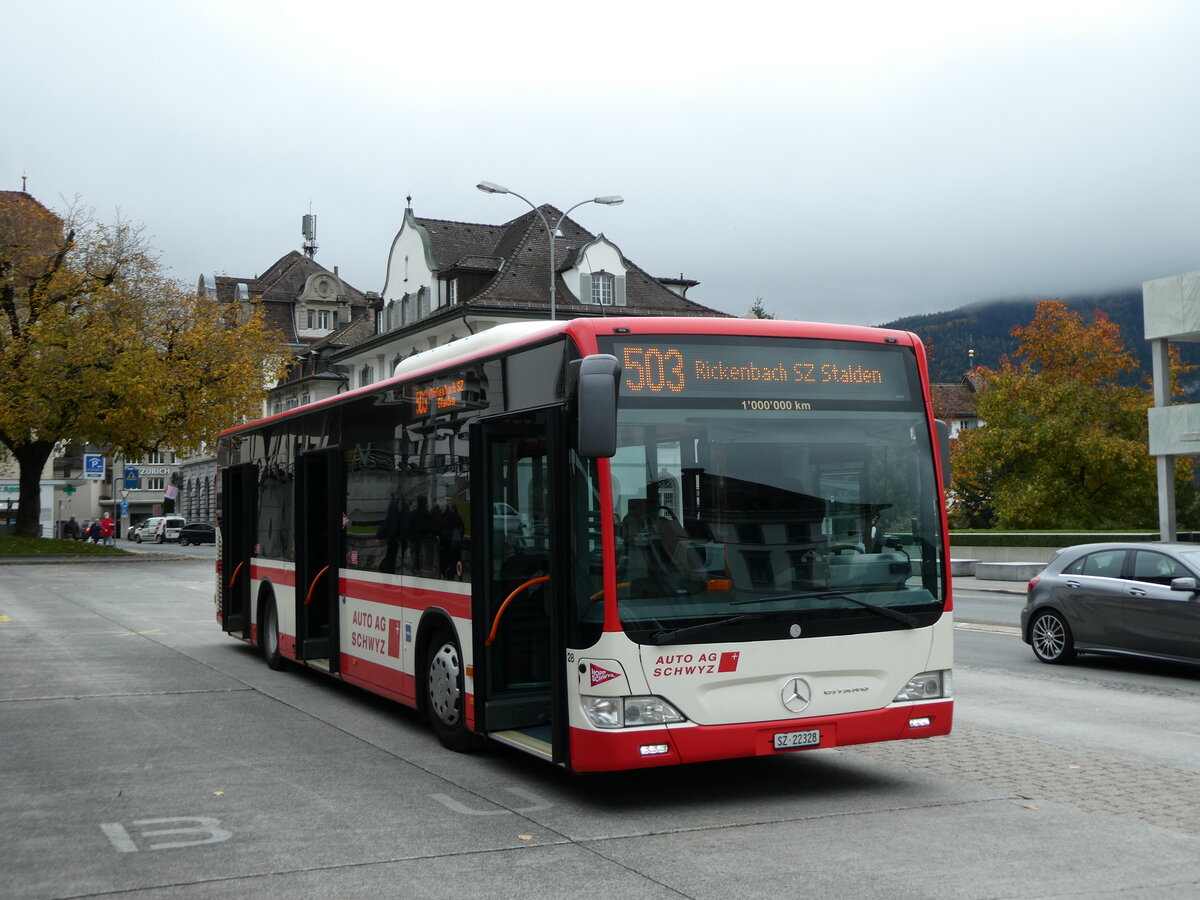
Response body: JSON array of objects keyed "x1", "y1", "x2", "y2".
[
  {"x1": 307, "y1": 309, "x2": 338, "y2": 330},
  {"x1": 592, "y1": 272, "x2": 615, "y2": 306},
  {"x1": 566, "y1": 237, "x2": 627, "y2": 307}
]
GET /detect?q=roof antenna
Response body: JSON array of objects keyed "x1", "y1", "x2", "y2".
[
  {"x1": 21, "y1": 172, "x2": 27, "y2": 192},
  {"x1": 301, "y1": 204, "x2": 318, "y2": 259}
]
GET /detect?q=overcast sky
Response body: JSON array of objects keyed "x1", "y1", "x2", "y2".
[{"x1": 6, "y1": 0, "x2": 1200, "y2": 326}]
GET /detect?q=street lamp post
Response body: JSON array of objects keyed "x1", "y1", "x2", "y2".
[{"x1": 476, "y1": 181, "x2": 623, "y2": 320}]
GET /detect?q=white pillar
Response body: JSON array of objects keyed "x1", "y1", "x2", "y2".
[{"x1": 1150, "y1": 339, "x2": 1177, "y2": 540}]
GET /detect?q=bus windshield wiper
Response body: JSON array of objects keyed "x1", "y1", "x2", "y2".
[
  {"x1": 651, "y1": 614, "x2": 755, "y2": 645},
  {"x1": 732, "y1": 591, "x2": 920, "y2": 628}
]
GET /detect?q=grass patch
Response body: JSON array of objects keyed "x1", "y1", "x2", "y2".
[{"x1": 0, "y1": 535, "x2": 127, "y2": 555}]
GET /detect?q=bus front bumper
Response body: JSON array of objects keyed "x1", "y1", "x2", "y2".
[{"x1": 567, "y1": 700, "x2": 953, "y2": 772}]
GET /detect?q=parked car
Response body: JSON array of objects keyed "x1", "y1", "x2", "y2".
[
  {"x1": 126, "y1": 520, "x2": 147, "y2": 541},
  {"x1": 492, "y1": 502, "x2": 527, "y2": 536},
  {"x1": 137, "y1": 516, "x2": 186, "y2": 544},
  {"x1": 1021, "y1": 542, "x2": 1200, "y2": 666},
  {"x1": 178, "y1": 522, "x2": 216, "y2": 546}
]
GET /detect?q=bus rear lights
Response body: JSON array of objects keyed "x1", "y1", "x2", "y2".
[
  {"x1": 639, "y1": 743, "x2": 671, "y2": 756},
  {"x1": 893, "y1": 670, "x2": 951, "y2": 703},
  {"x1": 582, "y1": 695, "x2": 687, "y2": 729}
]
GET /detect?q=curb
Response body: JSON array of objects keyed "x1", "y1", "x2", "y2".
[{"x1": 0, "y1": 553, "x2": 203, "y2": 565}]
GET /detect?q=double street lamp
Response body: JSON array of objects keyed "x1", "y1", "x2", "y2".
[{"x1": 477, "y1": 181, "x2": 623, "y2": 320}]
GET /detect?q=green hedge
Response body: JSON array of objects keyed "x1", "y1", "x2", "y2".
[{"x1": 950, "y1": 532, "x2": 1165, "y2": 548}]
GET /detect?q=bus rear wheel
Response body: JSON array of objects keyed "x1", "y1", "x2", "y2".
[
  {"x1": 426, "y1": 631, "x2": 475, "y2": 751},
  {"x1": 262, "y1": 597, "x2": 286, "y2": 671}
]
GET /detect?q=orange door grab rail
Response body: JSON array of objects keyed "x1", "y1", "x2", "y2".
[
  {"x1": 486, "y1": 575, "x2": 550, "y2": 647},
  {"x1": 304, "y1": 565, "x2": 331, "y2": 606},
  {"x1": 227, "y1": 561, "x2": 245, "y2": 590},
  {"x1": 588, "y1": 582, "x2": 630, "y2": 603}
]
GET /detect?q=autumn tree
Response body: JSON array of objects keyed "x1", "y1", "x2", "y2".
[
  {"x1": 0, "y1": 193, "x2": 290, "y2": 538},
  {"x1": 950, "y1": 299, "x2": 1157, "y2": 529}
]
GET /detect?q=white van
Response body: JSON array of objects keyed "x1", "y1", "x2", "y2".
[{"x1": 137, "y1": 516, "x2": 185, "y2": 543}]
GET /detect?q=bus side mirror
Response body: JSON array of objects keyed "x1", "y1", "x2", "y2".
[
  {"x1": 576, "y1": 354, "x2": 621, "y2": 458},
  {"x1": 934, "y1": 420, "x2": 951, "y2": 489}
]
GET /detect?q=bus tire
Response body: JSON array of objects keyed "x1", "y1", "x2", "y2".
[
  {"x1": 425, "y1": 630, "x2": 475, "y2": 752},
  {"x1": 262, "y1": 596, "x2": 286, "y2": 671}
]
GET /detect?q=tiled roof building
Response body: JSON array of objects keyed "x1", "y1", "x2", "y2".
[
  {"x1": 197, "y1": 250, "x2": 374, "y2": 413},
  {"x1": 930, "y1": 376, "x2": 984, "y2": 438},
  {"x1": 199, "y1": 250, "x2": 370, "y2": 348},
  {"x1": 336, "y1": 202, "x2": 722, "y2": 386}
]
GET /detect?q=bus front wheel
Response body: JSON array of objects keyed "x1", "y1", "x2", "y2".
[{"x1": 425, "y1": 631, "x2": 475, "y2": 752}]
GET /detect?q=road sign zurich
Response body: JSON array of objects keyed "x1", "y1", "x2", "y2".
[{"x1": 84, "y1": 454, "x2": 105, "y2": 480}]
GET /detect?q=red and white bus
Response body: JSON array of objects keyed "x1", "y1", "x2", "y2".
[{"x1": 216, "y1": 316, "x2": 953, "y2": 772}]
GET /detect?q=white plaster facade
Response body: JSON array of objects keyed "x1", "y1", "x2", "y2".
[{"x1": 379, "y1": 213, "x2": 440, "y2": 331}]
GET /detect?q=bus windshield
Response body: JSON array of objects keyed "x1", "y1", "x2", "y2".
[{"x1": 597, "y1": 335, "x2": 946, "y2": 645}]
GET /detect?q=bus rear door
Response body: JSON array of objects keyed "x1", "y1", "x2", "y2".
[
  {"x1": 294, "y1": 447, "x2": 342, "y2": 671},
  {"x1": 220, "y1": 463, "x2": 256, "y2": 637}
]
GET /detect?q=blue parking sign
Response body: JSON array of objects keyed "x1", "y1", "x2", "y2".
[{"x1": 84, "y1": 454, "x2": 105, "y2": 480}]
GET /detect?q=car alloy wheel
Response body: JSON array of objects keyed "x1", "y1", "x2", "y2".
[{"x1": 1031, "y1": 610, "x2": 1076, "y2": 664}]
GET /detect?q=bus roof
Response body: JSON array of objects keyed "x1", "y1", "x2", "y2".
[{"x1": 221, "y1": 316, "x2": 921, "y2": 437}]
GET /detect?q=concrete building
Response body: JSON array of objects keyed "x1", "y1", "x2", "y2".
[{"x1": 1143, "y1": 269, "x2": 1200, "y2": 539}]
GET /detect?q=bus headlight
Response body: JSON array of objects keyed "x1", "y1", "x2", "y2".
[
  {"x1": 893, "y1": 669, "x2": 952, "y2": 702},
  {"x1": 582, "y1": 695, "x2": 687, "y2": 729}
]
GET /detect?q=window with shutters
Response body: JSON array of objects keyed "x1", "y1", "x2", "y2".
[{"x1": 592, "y1": 273, "x2": 614, "y2": 306}]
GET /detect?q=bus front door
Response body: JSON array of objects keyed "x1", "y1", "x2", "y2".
[
  {"x1": 220, "y1": 463, "x2": 256, "y2": 637},
  {"x1": 294, "y1": 447, "x2": 341, "y2": 671},
  {"x1": 474, "y1": 410, "x2": 567, "y2": 764}
]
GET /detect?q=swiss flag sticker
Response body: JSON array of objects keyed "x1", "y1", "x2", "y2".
[
  {"x1": 387, "y1": 619, "x2": 402, "y2": 659},
  {"x1": 718, "y1": 651, "x2": 740, "y2": 672},
  {"x1": 590, "y1": 664, "x2": 622, "y2": 687}
]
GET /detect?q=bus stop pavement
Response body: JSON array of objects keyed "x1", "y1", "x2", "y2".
[{"x1": 4, "y1": 562, "x2": 1200, "y2": 898}]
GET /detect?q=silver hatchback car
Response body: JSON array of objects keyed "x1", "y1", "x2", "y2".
[{"x1": 1021, "y1": 542, "x2": 1200, "y2": 666}]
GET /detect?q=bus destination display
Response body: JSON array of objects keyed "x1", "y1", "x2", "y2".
[
  {"x1": 414, "y1": 378, "x2": 465, "y2": 415},
  {"x1": 607, "y1": 340, "x2": 914, "y2": 403}
]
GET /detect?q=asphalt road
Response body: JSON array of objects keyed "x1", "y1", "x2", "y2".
[{"x1": 3, "y1": 561, "x2": 1199, "y2": 899}]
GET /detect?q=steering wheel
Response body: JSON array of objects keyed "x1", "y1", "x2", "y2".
[{"x1": 829, "y1": 544, "x2": 863, "y2": 555}]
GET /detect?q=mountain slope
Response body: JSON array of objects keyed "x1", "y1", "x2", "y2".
[{"x1": 877, "y1": 289, "x2": 1174, "y2": 385}]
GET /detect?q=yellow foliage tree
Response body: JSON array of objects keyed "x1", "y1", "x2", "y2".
[
  {"x1": 950, "y1": 299, "x2": 1179, "y2": 529},
  {"x1": 0, "y1": 193, "x2": 291, "y2": 537}
]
